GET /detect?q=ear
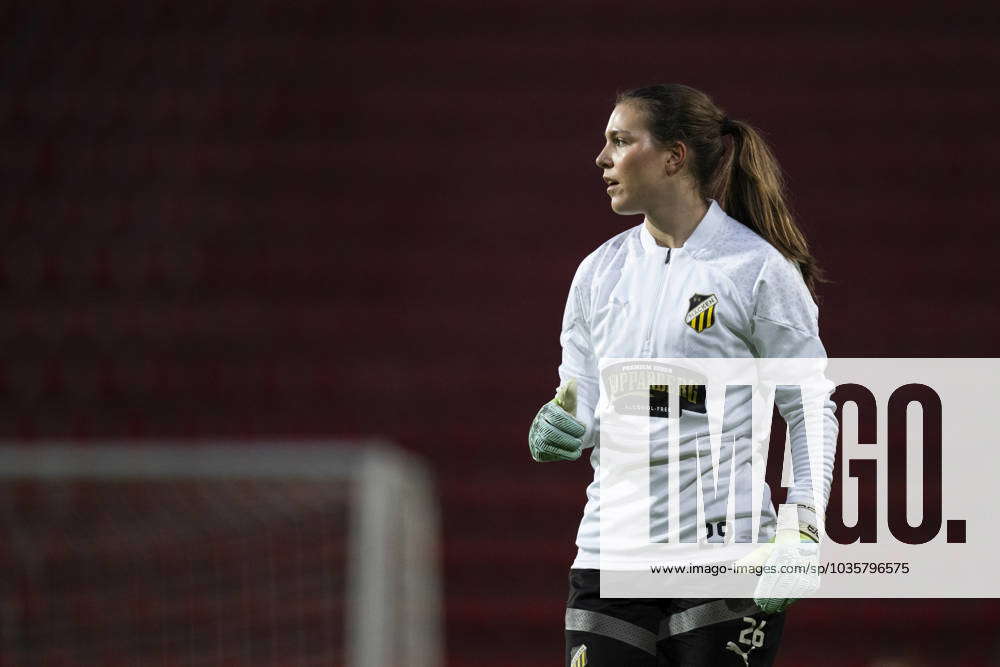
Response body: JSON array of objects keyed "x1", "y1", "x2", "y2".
[{"x1": 663, "y1": 140, "x2": 687, "y2": 177}]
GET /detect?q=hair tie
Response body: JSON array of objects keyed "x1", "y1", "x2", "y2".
[{"x1": 720, "y1": 116, "x2": 735, "y2": 134}]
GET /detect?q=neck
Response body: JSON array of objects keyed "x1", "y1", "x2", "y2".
[{"x1": 643, "y1": 193, "x2": 710, "y2": 248}]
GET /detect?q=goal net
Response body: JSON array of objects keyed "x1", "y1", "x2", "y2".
[{"x1": 0, "y1": 441, "x2": 442, "y2": 667}]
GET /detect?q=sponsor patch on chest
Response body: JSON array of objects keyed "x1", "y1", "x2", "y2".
[{"x1": 685, "y1": 293, "x2": 718, "y2": 333}]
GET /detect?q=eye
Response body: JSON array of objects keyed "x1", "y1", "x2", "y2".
[{"x1": 614, "y1": 138, "x2": 627, "y2": 147}]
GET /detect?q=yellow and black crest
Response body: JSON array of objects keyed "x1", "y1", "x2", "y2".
[{"x1": 685, "y1": 293, "x2": 718, "y2": 333}]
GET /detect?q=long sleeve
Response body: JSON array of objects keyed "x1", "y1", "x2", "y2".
[
  {"x1": 557, "y1": 257, "x2": 600, "y2": 450},
  {"x1": 749, "y1": 256, "x2": 839, "y2": 524}
]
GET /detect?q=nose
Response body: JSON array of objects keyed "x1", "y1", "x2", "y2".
[{"x1": 595, "y1": 145, "x2": 612, "y2": 169}]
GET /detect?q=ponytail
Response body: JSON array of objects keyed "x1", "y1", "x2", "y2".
[
  {"x1": 616, "y1": 84, "x2": 825, "y2": 299},
  {"x1": 715, "y1": 119, "x2": 824, "y2": 297}
]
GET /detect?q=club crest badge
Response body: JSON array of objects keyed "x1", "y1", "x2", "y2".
[
  {"x1": 685, "y1": 293, "x2": 718, "y2": 333},
  {"x1": 570, "y1": 644, "x2": 588, "y2": 667}
]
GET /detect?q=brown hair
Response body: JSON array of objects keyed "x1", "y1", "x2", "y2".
[{"x1": 616, "y1": 83, "x2": 824, "y2": 298}]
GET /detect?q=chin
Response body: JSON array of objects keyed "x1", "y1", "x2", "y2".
[{"x1": 609, "y1": 198, "x2": 637, "y2": 216}]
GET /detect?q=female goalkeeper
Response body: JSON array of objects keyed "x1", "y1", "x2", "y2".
[{"x1": 527, "y1": 83, "x2": 837, "y2": 666}]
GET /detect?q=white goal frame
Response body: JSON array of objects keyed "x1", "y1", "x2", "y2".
[{"x1": 0, "y1": 440, "x2": 443, "y2": 667}]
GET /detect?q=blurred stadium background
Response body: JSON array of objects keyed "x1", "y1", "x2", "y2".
[{"x1": 2, "y1": 0, "x2": 999, "y2": 664}]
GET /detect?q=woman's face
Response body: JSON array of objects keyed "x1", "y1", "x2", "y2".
[{"x1": 595, "y1": 103, "x2": 675, "y2": 215}]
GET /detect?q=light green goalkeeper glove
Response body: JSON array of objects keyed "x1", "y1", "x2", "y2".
[
  {"x1": 529, "y1": 379, "x2": 586, "y2": 462},
  {"x1": 736, "y1": 506, "x2": 821, "y2": 614}
]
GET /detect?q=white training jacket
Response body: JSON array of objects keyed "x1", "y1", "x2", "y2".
[{"x1": 559, "y1": 199, "x2": 838, "y2": 570}]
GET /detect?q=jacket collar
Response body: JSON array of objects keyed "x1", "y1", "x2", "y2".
[{"x1": 639, "y1": 198, "x2": 726, "y2": 255}]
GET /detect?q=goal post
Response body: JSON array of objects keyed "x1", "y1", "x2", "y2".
[{"x1": 0, "y1": 440, "x2": 442, "y2": 667}]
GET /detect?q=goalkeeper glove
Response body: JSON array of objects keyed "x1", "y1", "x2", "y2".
[
  {"x1": 736, "y1": 506, "x2": 821, "y2": 614},
  {"x1": 529, "y1": 379, "x2": 586, "y2": 462}
]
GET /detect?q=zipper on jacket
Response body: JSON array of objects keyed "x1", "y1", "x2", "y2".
[{"x1": 644, "y1": 247, "x2": 673, "y2": 353}]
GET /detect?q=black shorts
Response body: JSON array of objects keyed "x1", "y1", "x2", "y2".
[{"x1": 565, "y1": 569, "x2": 786, "y2": 667}]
